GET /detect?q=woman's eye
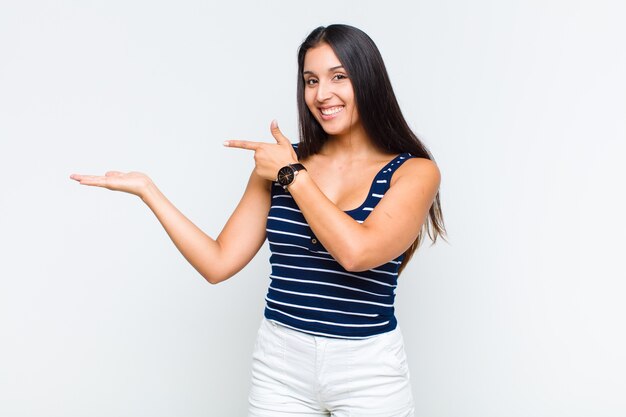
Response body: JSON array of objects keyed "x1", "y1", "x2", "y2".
[
  {"x1": 305, "y1": 79, "x2": 318, "y2": 86},
  {"x1": 333, "y1": 74, "x2": 348, "y2": 81}
]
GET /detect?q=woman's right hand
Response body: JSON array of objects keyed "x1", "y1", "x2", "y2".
[{"x1": 70, "y1": 171, "x2": 153, "y2": 198}]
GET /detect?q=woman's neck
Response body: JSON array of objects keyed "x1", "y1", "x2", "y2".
[{"x1": 320, "y1": 126, "x2": 385, "y2": 160}]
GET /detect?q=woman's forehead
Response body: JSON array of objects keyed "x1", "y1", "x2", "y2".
[{"x1": 303, "y1": 43, "x2": 343, "y2": 73}]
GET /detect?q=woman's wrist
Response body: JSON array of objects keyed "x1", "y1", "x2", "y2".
[
  {"x1": 285, "y1": 168, "x2": 309, "y2": 193},
  {"x1": 140, "y1": 180, "x2": 160, "y2": 205}
]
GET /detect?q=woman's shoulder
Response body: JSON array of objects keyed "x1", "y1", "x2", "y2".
[{"x1": 391, "y1": 156, "x2": 441, "y2": 188}]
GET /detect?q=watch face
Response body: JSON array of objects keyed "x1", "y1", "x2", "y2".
[{"x1": 278, "y1": 166, "x2": 295, "y2": 186}]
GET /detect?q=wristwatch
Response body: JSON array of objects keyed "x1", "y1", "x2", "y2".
[{"x1": 277, "y1": 163, "x2": 306, "y2": 190}]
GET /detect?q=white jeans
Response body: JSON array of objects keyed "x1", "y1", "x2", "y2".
[{"x1": 248, "y1": 319, "x2": 415, "y2": 417}]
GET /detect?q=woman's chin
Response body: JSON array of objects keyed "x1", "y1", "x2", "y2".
[{"x1": 318, "y1": 122, "x2": 345, "y2": 136}]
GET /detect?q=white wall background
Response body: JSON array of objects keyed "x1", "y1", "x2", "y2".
[{"x1": 1, "y1": 1, "x2": 624, "y2": 416}]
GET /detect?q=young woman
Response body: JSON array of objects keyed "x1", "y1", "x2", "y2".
[{"x1": 71, "y1": 24, "x2": 445, "y2": 417}]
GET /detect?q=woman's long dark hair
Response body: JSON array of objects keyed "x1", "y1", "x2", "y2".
[{"x1": 296, "y1": 24, "x2": 446, "y2": 273}]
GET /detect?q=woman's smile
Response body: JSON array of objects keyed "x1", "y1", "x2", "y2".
[{"x1": 319, "y1": 105, "x2": 345, "y2": 120}]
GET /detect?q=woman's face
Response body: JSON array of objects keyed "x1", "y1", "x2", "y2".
[{"x1": 303, "y1": 43, "x2": 360, "y2": 138}]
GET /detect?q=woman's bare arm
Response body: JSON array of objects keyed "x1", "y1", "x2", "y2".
[
  {"x1": 70, "y1": 170, "x2": 270, "y2": 284},
  {"x1": 286, "y1": 159, "x2": 440, "y2": 271},
  {"x1": 226, "y1": 122, "x2": 440, "y2": 272}
]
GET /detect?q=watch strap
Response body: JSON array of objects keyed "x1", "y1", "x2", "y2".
[{"x1": 290, "y1": 163, "x2": 306, "y2": 172}]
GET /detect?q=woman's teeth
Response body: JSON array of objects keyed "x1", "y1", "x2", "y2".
[{"x1": 321, "y1": 106, "x2": 344, "y2": 115}]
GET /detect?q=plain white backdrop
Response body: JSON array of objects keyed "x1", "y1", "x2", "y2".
[{"x1": 1, "y1": 1, "x2": 624, "y2": 416}]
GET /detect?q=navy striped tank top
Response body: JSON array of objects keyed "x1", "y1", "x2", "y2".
[{"x1": 264, "y1": 152, "x2": 415, "y2": 339}]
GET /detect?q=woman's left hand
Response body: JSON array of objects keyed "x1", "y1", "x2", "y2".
[{"x1": 224, "y1": 120, "x2": 299, "y2": 181}]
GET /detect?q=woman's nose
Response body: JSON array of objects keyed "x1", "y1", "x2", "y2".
[{"x1": 316, "y1": 80, "x2": 332, "y2": 102}]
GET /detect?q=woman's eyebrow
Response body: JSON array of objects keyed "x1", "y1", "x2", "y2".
[{"x1": 303, "y1": 65, "x2": 345, "y2": 75}]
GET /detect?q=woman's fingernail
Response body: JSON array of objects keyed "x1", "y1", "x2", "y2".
[
  {"x1": 223, "y1": 141, "x2": 230, "y2": 147},
  {"x1": 271, "y1": 119, "x2": 278, "y2": 129}
]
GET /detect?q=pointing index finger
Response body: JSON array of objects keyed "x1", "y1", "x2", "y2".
[{"x1": 223, "y1": 140, "x2": 264, "y2": 150}]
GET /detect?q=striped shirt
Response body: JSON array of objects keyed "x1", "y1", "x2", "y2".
[{"x1": 264, "y1": 152, "x2": 415, "y2": 339}]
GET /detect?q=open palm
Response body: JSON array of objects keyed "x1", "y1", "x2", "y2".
[{"x1": 70, "y1": 171, "x2": 152, "y2": 197}]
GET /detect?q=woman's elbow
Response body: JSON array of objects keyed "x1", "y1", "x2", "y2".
[
  {"x1": 341, "y1": 261, "x2": 369, "y2": 273},
  {"x1": 203, "y1": 275, "x2": 223, "y2": 285},
  {"x1": 200, "y1": 269, "x2": 232, "y2": 285},
  {"x1": 336, "y1": 248, "x2": 372, "y2": 273}
]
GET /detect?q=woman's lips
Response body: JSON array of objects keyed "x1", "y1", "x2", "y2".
[{"x1": 319, "y1": 106, "x2": 344, "y2": 120}]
